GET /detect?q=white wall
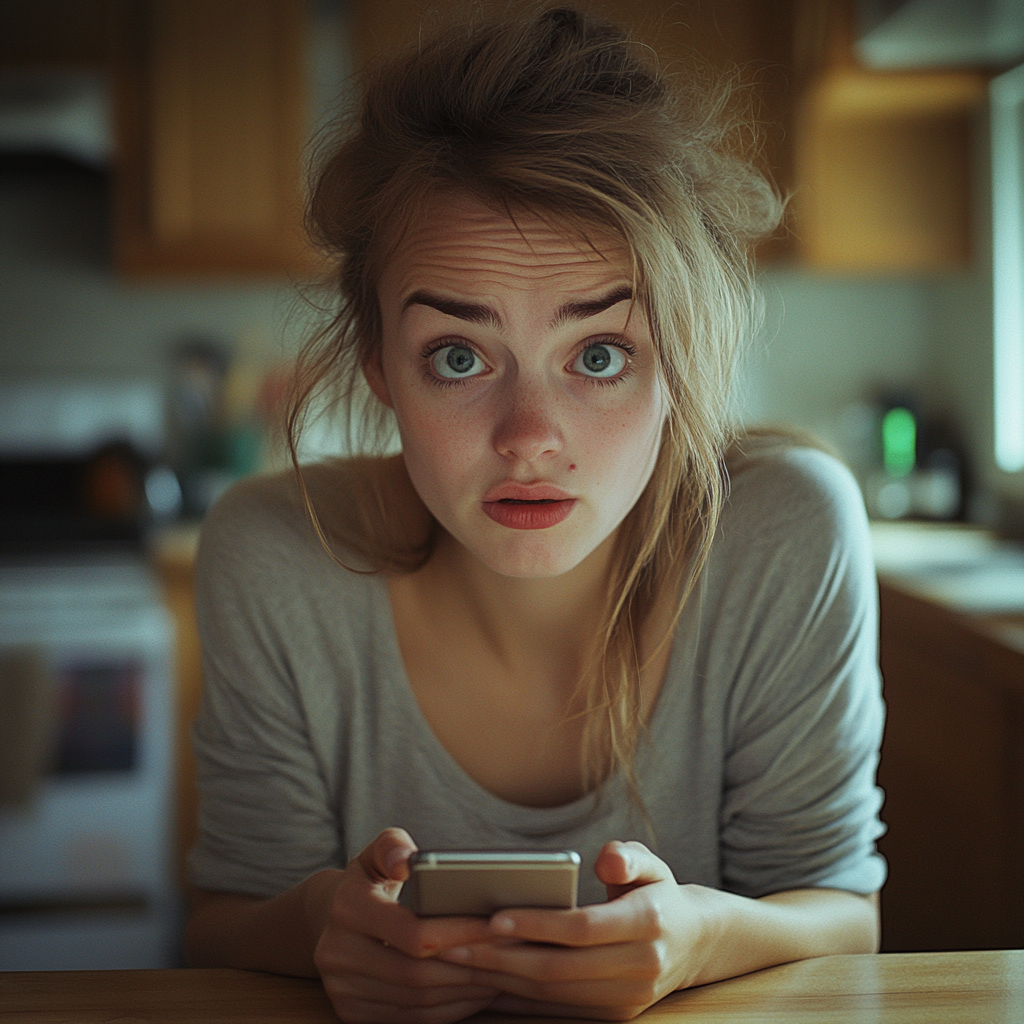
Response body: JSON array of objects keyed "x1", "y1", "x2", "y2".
[
  {"x1": 0, "y1": 167, "x2": 315, "y2": 382},
  {"x1": 742, "y1": 267, "x2": 932, "y2": 445}
]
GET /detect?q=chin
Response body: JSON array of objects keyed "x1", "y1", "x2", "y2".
[{"x1": 471, "y1": 533, "x2": 595, "y2": 580}]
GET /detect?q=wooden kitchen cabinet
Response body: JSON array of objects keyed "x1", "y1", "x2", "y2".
[
  {"x1": 794, "y1": 69, "x2": 986, "y2": 271},
  {"x1": 113, "y1": 0, "x2": 320, "y2": 277},
  {"x1": 2, "y1": 0, "x2": 323, "y2": 278},
  {"x1": 877, "y1": 580, "x2": 1024, "y2": 951},
  {"x1": 791, "y1": 0, "x2": 987, "y2": 272}
]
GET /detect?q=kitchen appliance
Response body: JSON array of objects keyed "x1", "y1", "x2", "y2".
[{"x1": 0, "y1": 378, "x2": 180, "y2": 969}]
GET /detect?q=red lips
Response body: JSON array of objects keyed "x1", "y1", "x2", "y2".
[{"x1": 481, "y1": 482, "x2": 576, "y2": 530}]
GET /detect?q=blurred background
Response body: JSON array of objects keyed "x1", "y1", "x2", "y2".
[{"x1": 1, "y1": 0, "x2": 1022, "y2": 970}]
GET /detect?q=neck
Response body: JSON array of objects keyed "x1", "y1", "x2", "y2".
[{"x1": 426, "y1": 530, "x2": 615, "y2": 672}]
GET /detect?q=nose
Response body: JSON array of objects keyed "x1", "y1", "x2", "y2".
[{"x1": 491, "y1": 377, "x2": 564, "y2": 463}]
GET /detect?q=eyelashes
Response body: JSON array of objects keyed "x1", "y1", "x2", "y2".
[{"x1": 419, "y1": 336, "x2": 637, "y2": 388}]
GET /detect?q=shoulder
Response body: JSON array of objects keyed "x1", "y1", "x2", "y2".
[
  {"x1": 195, "y1": 457, "x2": 390, "y2": 600},
  {"x1": 719, "y1": 443, "x2": 871, "y2": 567},
  {"x1": 726, "y1": 442, "x2": 864, "y2": 531},
  {"x1": 701, "y1": 442, "x2": 876, "y2": 634}
]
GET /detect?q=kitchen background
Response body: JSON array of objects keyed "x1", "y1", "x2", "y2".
[{"x1": 1, "y1": 0, "x2": 1023, "y2": 970}]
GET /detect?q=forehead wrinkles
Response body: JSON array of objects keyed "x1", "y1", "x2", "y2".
[{"x1": 387, "y1": 203, "x2": 631, "y2": 291}]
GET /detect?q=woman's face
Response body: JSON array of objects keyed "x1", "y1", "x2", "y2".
[{"x1": 368, "y1": 194, "x2": 666, "y2": 579}]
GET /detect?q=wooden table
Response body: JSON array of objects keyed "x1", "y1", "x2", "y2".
[{"x1": 2, "y1": 951, "x2": 1022, "y2": 1023}]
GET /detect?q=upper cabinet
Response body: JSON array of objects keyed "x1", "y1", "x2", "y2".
[
  {"x1": 1, "y1": 0, "x2": 994, "y2": 277},
  {"x1": 1, "y1": 0, "x2": 324, "y2": 279},
  {"x1": 795, "y1": 67, "x2": 986, "y2": 271},
  {"x1": 791, "y1": 0, "x2": 988, "y2": 272},
  {"x1": 113, "y1": 0, "x2": 319, "y2": 278}
]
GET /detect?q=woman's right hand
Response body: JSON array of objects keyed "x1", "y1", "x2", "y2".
[{"x1": 311, "y1": 828, "x2": 500, "y2": 1024}]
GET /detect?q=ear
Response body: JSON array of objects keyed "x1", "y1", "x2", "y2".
[{"x1": 362, "y1": 352, "x2": 393, "y2": 409}]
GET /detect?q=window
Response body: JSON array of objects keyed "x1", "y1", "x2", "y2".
[{"x1": 991, "y1": 62, "x2": 1024, "y2": 473}]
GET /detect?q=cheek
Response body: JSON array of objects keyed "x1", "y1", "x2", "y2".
[
  {"x1": 577, "y1": 396, "x2": 664, "y2": 486},
  {"x1": 392, "y1": 395, "x2": 488, "y2": 506}
]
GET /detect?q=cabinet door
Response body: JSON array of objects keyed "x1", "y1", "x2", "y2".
[
  {"x1": 114, "y1": 0, "x2": 319, "y2": 277},
  {"x1": 795, "y1": 69, "x2": 986, "y2": 271}
]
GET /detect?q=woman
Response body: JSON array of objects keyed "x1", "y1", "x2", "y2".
[{"x1": 184, "y1": 5, "x2": 886, "y2": 1022}]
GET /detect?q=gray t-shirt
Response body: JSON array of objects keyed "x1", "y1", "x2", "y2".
[{"x1": 189, "y1": 447, "x2": 886, "y2": 906}]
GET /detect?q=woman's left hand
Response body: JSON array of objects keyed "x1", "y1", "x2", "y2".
[{"x1": 436, "y1": 841, "x2": 708, "y2": 1021}]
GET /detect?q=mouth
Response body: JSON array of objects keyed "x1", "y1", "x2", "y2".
[
  {"x1": 497, "y1": 497, "x2": 559, "y2": 504},
  {"x1": 482, "y1": 483, "x2": 573, "y2": 503},
  {"x1": 482, "y1": 496, "x2": 577, "y2": 530}
]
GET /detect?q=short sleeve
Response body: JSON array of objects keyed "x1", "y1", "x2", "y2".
[
  {"x1": 716, "y1": 449, "x2": 887, "y2": 897},
  {"x1": 188, "y1": 475, "x2": 342, "y2": 897}
]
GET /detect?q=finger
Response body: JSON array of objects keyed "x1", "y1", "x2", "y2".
[
  {"x1": 319, "y1": 928, "x2": 495, "y2": 993},
  {"x1": 440, "y1": 934, "x2": 661, "y2": 983},
  {"x1": 595, "y1": 841, "x2": 674, "y2": 898},
  {"x1": 331, "y1": 882, "x2": 493, "y2": 959},
  {"x1": 371, "y1": 901, "x2": 495, "y2": 958},
  {"x1": 482, "y1": 888, "x2": 667, "y2": 947},
  {"x1": 357, "y1": 827, "x2": 419, "y2": 883}
]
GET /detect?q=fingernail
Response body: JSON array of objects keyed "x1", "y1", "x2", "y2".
[
  {"x1": 490, "y1": 915, "x2": 515, "y2": 935},
  {"x1": 383, "y1": 847, "x2": 407, "y2": 875},
  {"x1": 442, "y1": 946, "x2": 470, "y2": 962}
]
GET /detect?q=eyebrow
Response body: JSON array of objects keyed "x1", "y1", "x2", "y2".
[
  {"x1": 402, "y1": 285, "x2": 634, "y2": 330},
  {"x1": 402, "y1": 291, "x2": 502, "y2": 328},
  {"x1": 550, "y1": 285, "x2": 634, "y2": 328}
]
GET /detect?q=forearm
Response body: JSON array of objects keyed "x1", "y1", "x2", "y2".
[
  {"x1": 683, "y1": 886, "x2": 880, "y2": 989},
  {"x1": 184, "y1": 868, "x2": 343, "y2": 977}
]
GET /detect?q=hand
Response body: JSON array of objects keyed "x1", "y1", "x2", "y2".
[
  {"x1": 437, "y1": 841, "x2": 708, "y2": 1021},
  {"x1": 312, "y1": 828, "x2": 500, "y2": 1024}
]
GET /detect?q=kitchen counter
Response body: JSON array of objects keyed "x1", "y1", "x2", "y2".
[{"x1": 870, "y1": 520, "x2": 1024, "y2": 654}]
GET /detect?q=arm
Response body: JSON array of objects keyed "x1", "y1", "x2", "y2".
[
  {"x1": 438, "y1": 840, "x2": 879, "y2": 1021},
  {"x1": 184, "y1": 871, "x2": 339, "y2": 977},
  {"x1": 185, "y1": 829, "x2": 500, "y2": 1024}
]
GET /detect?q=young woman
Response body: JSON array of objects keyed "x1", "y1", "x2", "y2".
[{"x1": 184, "y1": 5, "x2": 886, "y2": 1022}]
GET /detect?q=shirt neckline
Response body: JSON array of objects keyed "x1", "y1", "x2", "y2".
[{"x1": 371, "y1": 573, "x2": 682, "y2": 831}]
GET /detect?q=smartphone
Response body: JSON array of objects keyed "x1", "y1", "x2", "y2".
[{"x1": 405, "y1": 849, "x2": 580, "y2": 916}]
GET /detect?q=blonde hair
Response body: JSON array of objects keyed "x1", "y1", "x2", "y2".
[{"x1": 287, "y1": 3, "x2": 784, "y2": 799}]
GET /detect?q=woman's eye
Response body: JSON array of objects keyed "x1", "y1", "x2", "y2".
[
  {"x1": 430, "y1": 345, "x2": 485, "y2": 379},
  {"x1": 573, "y1": 343, "x2": 627, "y2": 378}
]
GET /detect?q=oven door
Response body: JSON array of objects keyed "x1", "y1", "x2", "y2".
[{"x1": 0, "y1": 556, "x2": 181, "y2": 969}]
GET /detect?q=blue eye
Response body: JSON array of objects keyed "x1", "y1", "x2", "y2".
[
  {"x1": 574, "y1": 343, "x2": 627, "y2": 378},
  {"x1": 431, "y1": 345, "x2": 485, "y2": 379}
]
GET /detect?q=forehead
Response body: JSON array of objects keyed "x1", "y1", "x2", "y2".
[{"x1": 378, "y1": 193, "x2": 633, "y2": 301}]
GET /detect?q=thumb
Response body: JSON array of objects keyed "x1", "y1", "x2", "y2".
[
  {"x1": 596, "y1": 841, "x2": 673, "y2": 901},
  {"x1": 357, "y1": 827, "x2": 418, "y2": 885}
]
